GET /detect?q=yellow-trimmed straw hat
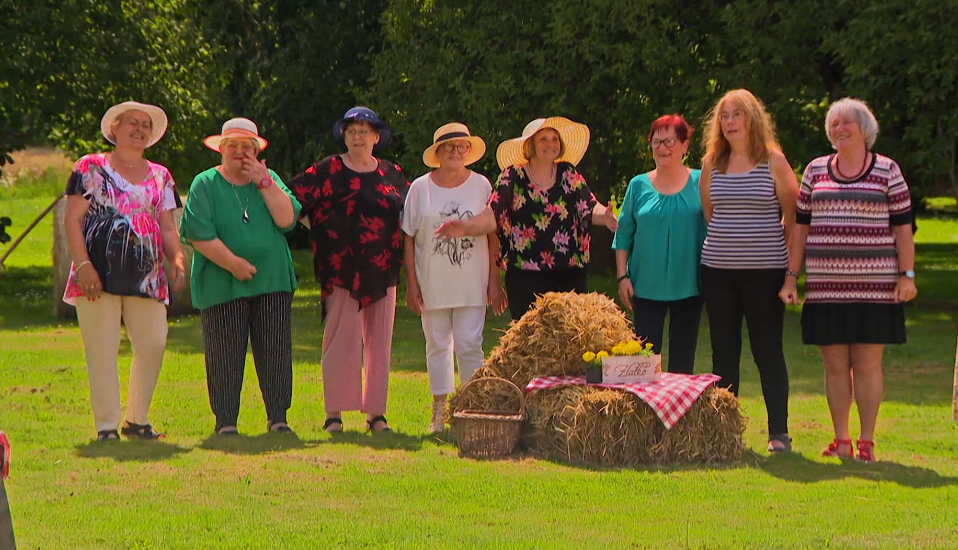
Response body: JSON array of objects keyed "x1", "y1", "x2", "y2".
[
  {"x1": 100, "y1": 101, "x2": 168, "y2": 148},
  {"x1": 422, "y1": 122, "x2": 486, "y2": 168},
  {"x1": 495, "y1": 116, "x2": 590, "y2": 170},
  {"x1": 203, "y1": 117, "x2": 269, "y2": 152}
]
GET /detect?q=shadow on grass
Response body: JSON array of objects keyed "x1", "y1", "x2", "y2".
[
  {"x1": 198, "y1": 432, "x2": 307, "y2": 455},
  {"x1": 755, "y1": 450, "x2": 958, "y2": 488},
  {"x1": 74, "y1": 440, "x2": 192, "y2": 462},
  {"x1": 317, "y1": 429, "x2": 425, "y2": 452}
]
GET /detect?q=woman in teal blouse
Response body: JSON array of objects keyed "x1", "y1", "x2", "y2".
[
  {"x1": 612, "y1": 115, "x2": 706, "y2": 374},
  {"x1": 179, "y1": 118, "x2": 302, "y2": 435}
]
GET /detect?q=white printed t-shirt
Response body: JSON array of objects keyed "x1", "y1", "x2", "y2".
[{"x1": 401, "y1": 171, "x2": 492, "y2": 310}]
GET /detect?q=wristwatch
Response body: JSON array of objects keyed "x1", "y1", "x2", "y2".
[
  {"x1": 257, "y1": 176, "x2": 273, "y2": 190},
  {"x1": 899, "y1": 270, "x2": 915, "y2": 279}
]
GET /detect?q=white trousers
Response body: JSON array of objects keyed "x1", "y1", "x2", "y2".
[
  {"x1": 75, "y1": 294, "x2": 168, "y2": 431},
  {"x1": 420, "y1": 306, "x2": 486, "y2": 396}
]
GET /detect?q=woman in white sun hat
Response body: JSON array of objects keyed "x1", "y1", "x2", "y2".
[
  {"x1": 437, "y1": 116, "x2": 618, "y2": 321},
  {"x1": 63, "y1": 100, "x2": 186, "y2": 441},
  {"x1": 402, "y1": 122, "x2": 508, "y2": 433},
  {"x1": 179, "y1": 117, "x2": 302, "y2": 435}
]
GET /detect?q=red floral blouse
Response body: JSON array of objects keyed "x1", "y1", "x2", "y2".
[{"x1": 289, "y1": 155, "x2": 410, "y2": 310}]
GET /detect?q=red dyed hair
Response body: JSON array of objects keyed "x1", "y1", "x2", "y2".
[{"x1": 646, "y1": 114, "x2": 693, "y2": 143}]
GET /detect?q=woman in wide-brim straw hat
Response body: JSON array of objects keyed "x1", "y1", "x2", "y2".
[
  {"x1": 63, "y1": 100, "x2": 185, "y2": 441},
  {"x1": 289, "y1": 106, "x2": 410, "y2": 434},
  {"x1": 401, "y1": 122, "x2": 508, "y2": 433},
  {"x1": 437, "y1": 116, "x2": 618, "y2": 321},
  {"x1": 179, "y1": 117, "x2": 302, "y2": 435}
]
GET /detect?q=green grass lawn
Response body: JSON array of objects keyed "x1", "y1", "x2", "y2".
[{"x1": 1, "y1": 189, "x2": 957, "y2": 549}]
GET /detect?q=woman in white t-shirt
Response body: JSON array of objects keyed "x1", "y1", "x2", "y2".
[{"x1": 402, "y1": 123, "x2": 508, "y2": 433}]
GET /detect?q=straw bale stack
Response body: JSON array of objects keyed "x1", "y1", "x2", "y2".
[
  {"x1": 448, "y1": 290, "x2": 746, "y2": 465},
  {"x1": 482, "y1": 292, "x2": 635, "y2": 388},
  {"x1": 523, "y1": 385, "x2": 744, "y2": 465}
]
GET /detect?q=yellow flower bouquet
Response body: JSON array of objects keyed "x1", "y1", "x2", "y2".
[{"x1": 582, "y1": 339, "x2": 661, "y2": 385}]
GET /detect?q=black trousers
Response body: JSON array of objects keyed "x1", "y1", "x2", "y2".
[
  {"x1": 200, "y1": 292, "x2": 294, "y2": 430},
  {"x1": 631, "y1": 295, "x2": 704, "y2": 375},
  {"x1": 700, "y1": 266, "x2": 789, "y2": 435},
  {"x1": 504, "y1": 267, "x2": 588, "y2": 322}
]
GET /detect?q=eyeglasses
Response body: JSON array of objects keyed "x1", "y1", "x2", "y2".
[
  {"x1": 345, "y1": 128, "x2": 372, "y2": 137},
  {"x1": 720, "y1": 110, "x2": 745, "y2": 122},
  {"x1": 650, "y1": 138, "x2": 678, "y2": 148},
  {"x1": 440, "y1": 142, "x2": 471, "y2": 154}
]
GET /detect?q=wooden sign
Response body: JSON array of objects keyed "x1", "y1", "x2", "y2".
[{"x1": 594, "y1": 355, "x2": 662, "y2": 385}]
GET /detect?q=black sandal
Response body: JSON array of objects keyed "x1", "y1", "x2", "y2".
[
  {"x1": 96, "y1": 430, "x2": 119, "y2": 442},
  {"x1": 366, "y1": 415, "x2": 392, "y2": 433},
  {"x1": 323, "y1": 417, "x2": 343, "y2": 433},
  {"x1": 768, "y1": 433, "x2": 792, "y2": 453},
  {"x1": 267, "y1": 421, "x2": 294, "y2": 434},
  {"x1": 216, "y1": 426, "x2": 239, "y2": 436},
  {"x1": 120, "y1": 422, "x2": 164, "y2": 440}
]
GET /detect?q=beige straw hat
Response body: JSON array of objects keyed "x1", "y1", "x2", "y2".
[
  {"x1": 100, "y1": 101, "x2": 168, "y2": 148},
  {"x1": 422, "y1": 122, "x2": 487, "y2": 168},
  {"x1": 203, "y1": 117, "x2": 269, "y2": 152},
  {"x1": 495, "y1": 116, "x2": 590, "y2": 170}
]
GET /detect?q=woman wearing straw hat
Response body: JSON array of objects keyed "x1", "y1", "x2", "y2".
[
  {"x1": 179, "y1": 117, "x2": 302, "y2": 435},
  {"x1": 402, "y1": 122, "x2": 508, "y2": 433},
  {"x1": 63, "y1": 100, "x2": 185, "y2": 441},
  {"x1": 289, "y1": 106, "x2": 410, "y2": 434},
  {"x1": 437, "y1": 117, "x2": 618, "y2": 321}
]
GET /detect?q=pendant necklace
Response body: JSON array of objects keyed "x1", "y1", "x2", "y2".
[{"x1": 230, "y1": 183, "x2": 252, "y2": 224}]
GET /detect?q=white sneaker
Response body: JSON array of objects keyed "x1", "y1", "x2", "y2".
[{"x1": 428, "y1": 400, "x2": 445, "y2": 433}]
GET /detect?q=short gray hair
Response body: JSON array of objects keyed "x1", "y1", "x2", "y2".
[{"x1": 825, "y1": 98, "x2": 880, "y2": 150}]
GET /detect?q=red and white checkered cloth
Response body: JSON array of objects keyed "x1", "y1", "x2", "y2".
[{"x1": 525, "y1": 372, "x2": 722, "y2": 429}]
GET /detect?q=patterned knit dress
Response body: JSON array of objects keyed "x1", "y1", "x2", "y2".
[{"x1": 796, "y1": 153, "x2": 912, "y2": 345}]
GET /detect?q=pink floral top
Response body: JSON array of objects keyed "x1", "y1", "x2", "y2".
[
  {"x1": 63, "y1": 153, "x2": 180, "y2": 305},
  {"x1": 489, "y1": 162, "x2": 598, "y2": 271}
]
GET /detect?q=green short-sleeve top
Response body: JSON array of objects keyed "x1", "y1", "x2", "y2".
[
  {"x1": 612, "y1": 169, "x2": 706, "y2": 301},
  {"x1": 179, "y1": 167, "x2": 302, "y2": 309}
]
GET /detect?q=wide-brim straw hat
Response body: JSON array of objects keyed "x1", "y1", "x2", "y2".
[
  {"x1": 422, "y1": 122, "x2": 486, "y2": 168},
  {"x1": 495, "y1": 116, "x2": 590, "y2": 170},
  {"x1": 203, "y1": 117, "x2": 269, "y2": 152},
  {"x1": 332, "y1": 106, "x2": 392, "y2": 153},
  {"x1": 100, "y1": 101, "x2": 168, "y2": 148}
]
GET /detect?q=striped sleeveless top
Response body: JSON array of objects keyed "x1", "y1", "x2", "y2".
[{"x1": 701, "y1": 161, "x2": 787, "y2": 269}]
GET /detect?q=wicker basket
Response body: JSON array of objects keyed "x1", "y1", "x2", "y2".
[{"x1": 452, "y1": 377, "x2": 525, "y2": 458}]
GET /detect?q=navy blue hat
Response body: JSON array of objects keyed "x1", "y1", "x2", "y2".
[{"x1": 332, "y1": 106, "x2": 392, "y2": 152}]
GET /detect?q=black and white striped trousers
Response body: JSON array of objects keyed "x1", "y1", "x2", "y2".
[{"x1": 200, "y1": 292, "x2": 293, "y2": 431}]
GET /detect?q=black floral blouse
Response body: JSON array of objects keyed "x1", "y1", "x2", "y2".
[
  {"x1": 289, "y1": 155, "x2": 410, "y2": 309},
  {"x1": 490, "y1": 162, "x2": 597, "y2": 271}
]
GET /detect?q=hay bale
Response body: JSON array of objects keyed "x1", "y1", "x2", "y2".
[
  {"x1": 53, "y1": 199, "x2": 196, "y2": 318},
  {"x1": 525, "y1": 385, "x2": 745, "y2": 466},
  {"x1": 483, "y1": 292, "x2": 635, "y2": 387}
]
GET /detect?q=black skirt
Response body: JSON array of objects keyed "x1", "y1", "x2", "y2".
[{"x1": 801, "y1": 302, "x2": 906, "y2": 346}]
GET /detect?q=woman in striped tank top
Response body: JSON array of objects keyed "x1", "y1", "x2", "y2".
[
  {"x1": 779, "y1": 99, "x2": 917, "y2": 462},
  {"x1": 699, "y1": 89, "x2": 800, "y2": 453}
]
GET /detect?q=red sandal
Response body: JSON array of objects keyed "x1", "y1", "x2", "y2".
[
  {"x1": 855, "y1": 439, "x2": 876, "y2": 463},
  {"x1": 822, "y1": 438, "x2": 853, "y2": 458}
]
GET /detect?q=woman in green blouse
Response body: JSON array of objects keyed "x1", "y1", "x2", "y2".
[
  {"x1": 612, "y1": 115, "x2": 706, "y2": 374},
  {"x1": 179, "y1": 118, "x2": 302, "y2": 435}
]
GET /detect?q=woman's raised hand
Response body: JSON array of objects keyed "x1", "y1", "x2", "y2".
[
  {"x1": 241, "y1": 151, "x2": 270, "y2": 183},
  {"x1": 435, "y1": 219, "x2": 466, "y2": 239}
]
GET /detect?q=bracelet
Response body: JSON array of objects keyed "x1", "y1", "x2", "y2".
[
  {"x1": 786, "y1": 270, "x2": 800, "y2": 278},
  {"x1": 617, "y1": 274, "x2": 629, "y2": 283},
  {"x1": 75, "y1": 260, "x2": 92, "y2": 271}
]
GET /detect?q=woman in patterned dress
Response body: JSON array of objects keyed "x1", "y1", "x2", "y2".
[
  {"x1": 699, "y1": 89, "x2": 800, "y2": 453},
  {"x1": 779, "y1": 98, "x2": 917, "y2": 462},
  {"x1": 63, "y1": 101, "x2": 185, "y2": 441},
  {"x1": 289, "y1": 107, "x2": 410, "y2": 434},
  {"x1": 436, "y1": 117, "x2": 618, "y2": 321}
]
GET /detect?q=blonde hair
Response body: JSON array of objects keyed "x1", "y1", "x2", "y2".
[
  {"x1": 702, "y1": 89, "x2": 780, "y2": 173},
  {"x1": 825, "y1": 98, "x2": 879, "y2": 150},
  {"x1": 522, "y1": 128, "x2": 566, "y2": 161}
]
